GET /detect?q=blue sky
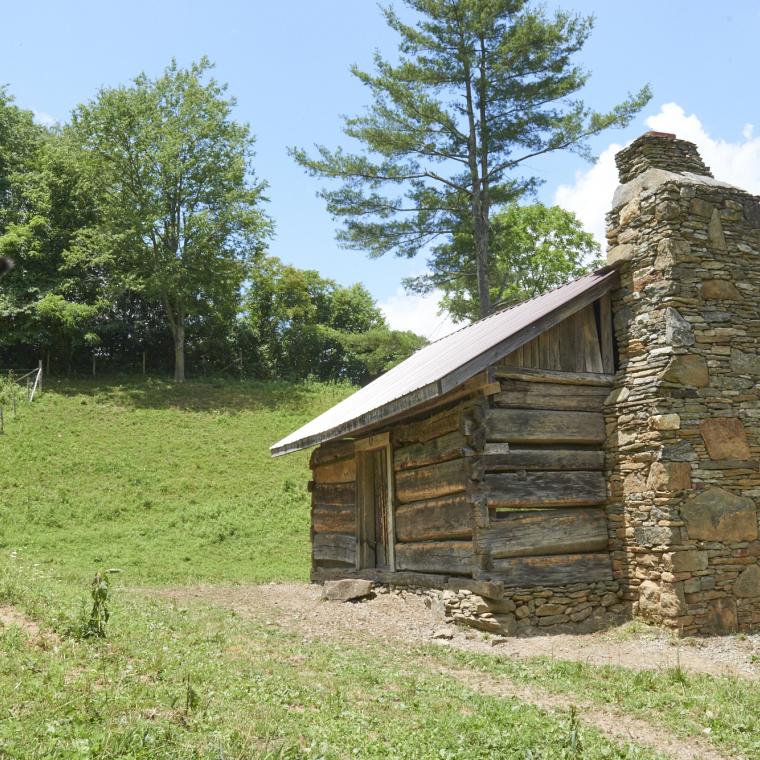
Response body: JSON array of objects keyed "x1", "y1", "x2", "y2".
[{"x1": 3, "y1": 1, "x2": 760, "y2": 337}]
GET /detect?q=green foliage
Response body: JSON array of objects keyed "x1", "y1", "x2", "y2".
[
  {"x1": 0, "y1": 372, "x2": 24, "y2": 408},
  {"x1": 68, "y1": 58, "x2": 272, "y2": 381},
  {"x1": 83, "y1": 569, "x2": 120, "y2": 638},
  {"x1": 244, "y1": 256, "x2": 425, "y2": 383},
  {"x1": 293, "y1": 0, "x2": 650, "y2": 317},
  {"x1": 407, "y1": 203, "x2": 602, "y2": 322}
]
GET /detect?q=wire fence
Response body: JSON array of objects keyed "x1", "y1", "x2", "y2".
[{"x1": 0, "y1": 362, "x2": 42, "y2": 433}]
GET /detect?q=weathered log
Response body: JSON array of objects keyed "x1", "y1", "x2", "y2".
[
  {"x1": 392, "y1": 405, "x2": 462, "y2": 446},
  {"x1": 312, "y1": 482, "x2": 356, "y2": 507},
  {"x1": 313, "y1": 503, "x2": 355, "y2": 535},
  {"x1": 485, "y1": 408, "x2": 605, "y2": 445},
  {"x1": 485, "y1": 471, "x2": 607, "y2": 508},
  {"x1": 313, "y1": 533, "x2": 356, "y2": 566},
  {"x1": 494, "y1": 366, "x2": 614, "y2": 386},
  {"x1": 395, "y1": 541, "x2": 473, "y2": 576},
  {"x1": 310, "y1": 439, "x2": 356, "y2": 468},
  {"x1": 493, "y1": 388, "x2": 606, "y2": 412},
  {"x1": 395, "y1": 458, "x2": 468, "y2": 504},
  {"x1": 313, "y1": 456, "x2": 356, "y2": 484},
  {"x1": 489, "y1": 552, "x2": 613, "y2": 587},
  {"x1": 395, "y1": 493, "x2": 472, "y2": 542},
  {"x1": 472, "y1": 447, "x2": 605, "y2": 475},
  {"x1": 394, "y1": 431, "x2": 469, "y2": 471},
  {"x1": 477, "y1": 507, "x2": 607, "y2": 559}
]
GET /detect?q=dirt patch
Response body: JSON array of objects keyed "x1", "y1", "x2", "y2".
[
  {"x1": 438, "y1": 664, "x2": 733, "y2": 760},
  {"x1": 143, "y1": 582, "x2": 760, "y2": 680},
  {"x1": 0, "y1": 604, "x2": 59, "y2": 647}
]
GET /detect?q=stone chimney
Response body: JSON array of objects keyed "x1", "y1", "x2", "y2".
[{"x1": 604, "y1": 132, "x2": 760, "y2": 634}]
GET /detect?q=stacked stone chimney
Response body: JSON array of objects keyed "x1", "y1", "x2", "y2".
[{"x1": 605, "y1": 131, "x2": 760, "y2": 634}]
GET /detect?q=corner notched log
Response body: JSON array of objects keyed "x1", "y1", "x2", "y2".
[
  {"x1": 313, "y1": 503, "x2": 355, "y2": 535},
  {"x1": 312, "y1": 482, "x2": 356, "y2": 506},
  {"x1": 313, "y1": 457, "x2": 356, "y2": 484},
  {"x1": 477, "y1": 507, "x2": 607, "y2": 559},
  {"x1": 313, "y1": 533, "x2": 356, "y2": 566},
  {"x1": 310, "y1": 440, "x2": 356, "y2": 468}
]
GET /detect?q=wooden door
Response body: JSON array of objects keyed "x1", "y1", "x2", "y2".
[{"x1": 357, "y1": 444, "x2": 394, "y2": 570}]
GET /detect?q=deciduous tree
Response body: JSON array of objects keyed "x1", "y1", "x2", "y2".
[
  {"x1": 70, "y1": 58, "x2": 270, "y2": 381},
  {"x1": 407, "y1": 203, "x2": 601, "y2": 322}
]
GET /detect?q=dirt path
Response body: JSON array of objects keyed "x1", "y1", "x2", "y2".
[
  {"x1": 437, "y1": 664, "x2": 734, "y2": 760},
  {"x1": 146, "y1": 582, "x2": 760, "y2": 679},
  {"x1": 142, "y1": 582, "x2": 753, "y2": 759},
  {"x1": 0, "y1": 604, "x2": 59, "y2": 647}
]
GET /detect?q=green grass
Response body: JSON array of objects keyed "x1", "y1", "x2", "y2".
[
  {"x1": 0, "y1": 559, "x2": 659, "y2": 760},
  {"x1": 429, "y1": 646, "x2": 760, "y2": 758},
  {"x1": 0, "y1": 376, "x2": 350, "y2": 585},
  {"x1": 0, "y1": 379, "x2": 753, "y2": 758}
]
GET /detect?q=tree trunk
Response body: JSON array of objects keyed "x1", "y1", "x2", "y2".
[
  {"x1": 474, "y1": 214, "x2": 490, "y2": 319},
  {"x1": 173, "y1": 323, "x2": 185, "y2": 383},
  {"x1": 462, "y1": 50, "x2": 491, "y2": 320}
]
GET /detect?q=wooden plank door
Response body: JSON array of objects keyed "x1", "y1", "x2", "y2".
[{"x1": 356, "y1": 443, "x2": 394, "y2": 570}]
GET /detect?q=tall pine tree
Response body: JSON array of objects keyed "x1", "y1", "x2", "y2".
[{"x1": 293, "y1": 0, "x2": 650, "y2": 318}]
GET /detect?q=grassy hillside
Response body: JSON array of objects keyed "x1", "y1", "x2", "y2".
[
  {"x1": 0, "y1": 377, "x2": 351, "y2": 585},
  {"x1": 1, "y1": 378, "x2": 758, "y2": 758}
]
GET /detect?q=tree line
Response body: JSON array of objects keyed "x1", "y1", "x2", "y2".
[
  {"x1": 0, "y1": 61, "x2": 423, "y2": 384},
  {"x1": 1, "y1": 1, "x2": 649, "y2": 385}
]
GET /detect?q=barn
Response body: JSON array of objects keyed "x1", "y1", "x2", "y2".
[{"x1": 273, "y1": 132, "x2": 760, "y2": 636}]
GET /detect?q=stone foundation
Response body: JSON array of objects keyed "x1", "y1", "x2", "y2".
[{"x1": 374, "y1": 581, "x2": 625, "y2": 636}]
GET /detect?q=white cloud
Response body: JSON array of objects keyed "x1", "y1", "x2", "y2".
[
  {"x1": 553, "y1": 102, "x2": 760, "y2": 246},
  {"x1": 33, "y1": 111, "x2": 58, "y2": 127},
  {"x1": 379, "y1": 288, "x2": 459, "y2": 341},
  {"x1": 554, "y1": 141, "x2": 622, "y2": 246}
]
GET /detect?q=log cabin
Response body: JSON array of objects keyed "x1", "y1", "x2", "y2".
[
  {"x1": 273, "y1": 133, "x2": 760, "y2": 635},
  {"x1": 271, "y1": 266, "x2": 620, "y2": 623}
]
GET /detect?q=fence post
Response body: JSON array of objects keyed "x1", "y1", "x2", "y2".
[{"x1": 38, "y1": 359, "x2": 43, "y2": 394}]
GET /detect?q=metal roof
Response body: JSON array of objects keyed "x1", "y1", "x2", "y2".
[{"x1": 270, "y1": 267, "x2": 618, "y2": 456}]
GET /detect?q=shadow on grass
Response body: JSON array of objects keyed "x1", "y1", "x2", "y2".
[{"x1": 44, "y1": 375, "x2": 353, "y2": 415}]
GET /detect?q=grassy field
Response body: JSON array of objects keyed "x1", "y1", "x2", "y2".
[
  {"x1": 0, "y1": 379, "x2": 756, "y2": 758},
  {"x1": 0, "y1": 377, "x2": 347, "y2": 585}
]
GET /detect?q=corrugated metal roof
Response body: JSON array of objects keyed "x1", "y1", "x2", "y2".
[{"x1": 271, "y1": 267, "x2": 618, "y2": 456}]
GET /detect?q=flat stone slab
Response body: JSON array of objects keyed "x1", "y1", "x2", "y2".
[{"x1": 321, "y1": 579, "x2": 374, "y2": 602}]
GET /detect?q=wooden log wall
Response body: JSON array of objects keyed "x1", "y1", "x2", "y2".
[
  {"x1": 473, "y1": 365, "x2": 615, "y2": 587},
  {"x1": 310, "y1": 440, "x2": 357, "y2": 571},
  {"x1": 391, "y1": 398, "x2": 484, "y2": 577}
]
